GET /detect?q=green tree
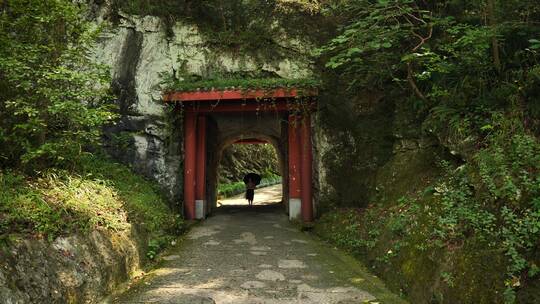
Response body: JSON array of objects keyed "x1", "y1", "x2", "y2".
[
  {"x1": 318, "y1": 0, "x2": 540, "y2": 136},
  {"x1": 0, "y1": 0, "x2": 116, "y2": 171},
  {"x1": 318, "y1": 1, "x2": 540, "y2": 301}
]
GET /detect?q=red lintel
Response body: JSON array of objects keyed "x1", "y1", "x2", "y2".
[
  {"x1": 163, "y1": 88, "x2": 317, "y2": 102},
  {"x1": 234, "y1": 138, "x2": 268, "y2": 144},
  {"x1": 183, "y1": 101, "x2": 316, "y2": 113}
]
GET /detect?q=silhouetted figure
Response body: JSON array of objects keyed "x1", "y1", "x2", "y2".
[
  {"x1": 245, "y1": 178, "x2": 256, "y2": 206},
  {"x1": 243, "y1": 173, "x2": 261, "y2": 206}
]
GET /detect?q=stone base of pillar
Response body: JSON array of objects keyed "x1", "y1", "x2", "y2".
[
  {"x1": 195, "y1": 200, "x2": 206, "y2": 220},
  {"x1": 289, "y1": 198, "x2": 301, "y2": 220}
]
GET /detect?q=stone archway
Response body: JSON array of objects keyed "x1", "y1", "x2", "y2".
[
  {"x1": 207, "y1": 112, "x2": 288, "y2": 212},
  {"x1": 210, "y1": 133, "x2": 286, "y2": 211},
  {"x1": 164, "y1": 88, "x2": 316, "y2": 223}
]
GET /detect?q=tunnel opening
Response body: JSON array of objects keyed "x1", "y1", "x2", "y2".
[
  {"x1": 216, "y1": 141, "x2": 284, "y2": 210},
  {"x1": 205, "y1": 112, "x2": 289, "y2": 217},
  {"x1": 164, "y1": 87, "x2": 317, "y2": 222}
]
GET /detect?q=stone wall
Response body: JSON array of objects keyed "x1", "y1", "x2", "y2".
[
  {"x1": 315, "y1": 89, "x2": 396, "y2": 207},
  {"x1": 0, "y1": 226, "x2": 147, "y2": 304}
]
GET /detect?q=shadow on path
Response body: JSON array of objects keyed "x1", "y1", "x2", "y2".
[
  {"x1": 109, "y1": 189, "x2": 407, "y2": 304},
  {"x1": 218, "y1": 184, "x2": 282, "y2": 207}
]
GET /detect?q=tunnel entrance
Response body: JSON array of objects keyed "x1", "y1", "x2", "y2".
[
  {"x1": 216, "y1": 141, "x2": 283, "y2": 209},
  {"x1": 164, "y1": 88, "x2": 317, "y2": 223}
]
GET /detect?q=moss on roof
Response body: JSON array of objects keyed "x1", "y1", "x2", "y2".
[{"x1": 167, "y1": 77, "x2": 321, "y2": 93}]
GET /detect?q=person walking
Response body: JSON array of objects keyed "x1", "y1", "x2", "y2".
[
  {"x1": 243, "y1": 173, "x2": 261, "y2": 206},
  {"x1": 245, "y1": 178, "x2": 256, "y2": 206}
]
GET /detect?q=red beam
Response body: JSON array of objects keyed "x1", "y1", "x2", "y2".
[
  {"x1": 288, "y1": 115, "x2": 302, "y2": 200},
  {"x1": 300, "y1": 114, "x2": 313, "y2": 223},
  {"x1": 196, "y1": 115, "x2": 207, "y2": 202},
  {"x1": 183, "y1": 111, "x2": 197, "y2": 220},
  {"x1": 183, "y1": 101, "x2": 316, "y2": 113},
  {"x1": 164, "y1": 88, "x2": 317, "y2": 102},
  {"x1": 234, "y1": 139, "x2": 268, "y2": 144}
]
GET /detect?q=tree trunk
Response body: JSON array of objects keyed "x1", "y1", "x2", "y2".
[{"x1": 486, "y1": 0, "x2": 501, "y2": 72}]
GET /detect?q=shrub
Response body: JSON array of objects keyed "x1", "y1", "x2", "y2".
[{"x1": 0, "y1": 0, "x2": 116, "y2": 171}]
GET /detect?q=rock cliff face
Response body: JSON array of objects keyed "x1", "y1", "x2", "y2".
[
  {"x1": 89, "y1": 3, "x2": 437, "y2": 218},
  {"x1": 316, "y1": 85, "x2": 445, "y2": 210},
  {"x1": 0, "y1": 226, "x2": 146, "y2": 304},
  {"x1": 90, "y1": 6, "x2": 315, "y2": 203}
]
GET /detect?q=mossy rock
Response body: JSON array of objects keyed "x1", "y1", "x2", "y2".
[
  {"x1": 320, "y1": 94, "x2": 395, "y2": 207},
  {"x1": 367, "y1": 231, "x2": 445, "y2": 303},
  {"x1": 441, "y1": 240, "x2": 506, "y2": 304},
  {"x1": 374, "y1": 146, "x2": 442, "y2": 205}
]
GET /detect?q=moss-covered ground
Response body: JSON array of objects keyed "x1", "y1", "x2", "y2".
[
  {"x1": 314, "y1": 207, "x2": 511, "y2": 303},
  {"x1": 314, "y1": 131, "x2": 540, "y2": 303},
  {"x1": 0, "y1": 154, "x2": 184, "y2": 258}
]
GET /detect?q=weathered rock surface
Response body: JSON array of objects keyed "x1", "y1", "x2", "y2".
[
  {"x1": 0, "y1": 226, "x2": 146, "y2": 304},
  {"x1": 89, "y1": 6, "x2": 314, "y2": 202}
]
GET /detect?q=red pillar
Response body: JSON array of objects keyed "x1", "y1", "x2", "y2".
[
  {"x1": 288, "y1": 115, "x2": 302, "y2": 199},
  {"x1": 184, "y1": 111, "x2": 197, "y2": 220},
  {"x1": 300, "y1": 113, "x2": 313, "y2": 222},
  {"x1": 195, "y1": 115, "x2": 207, "y2": 219}
]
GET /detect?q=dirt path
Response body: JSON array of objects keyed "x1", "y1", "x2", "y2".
[
  {"x1": 110, "y1": 196, "x2": 407, "y2": 303},
  {"x1": 218, "y1": 184, "x2": 283, "y2": 207}
]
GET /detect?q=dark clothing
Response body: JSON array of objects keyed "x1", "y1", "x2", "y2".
[{"x1": 245, "y1": 189, "x2": 254, "y2": 201}]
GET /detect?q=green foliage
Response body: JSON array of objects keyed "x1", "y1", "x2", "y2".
[
  {"x1": 218, "y1": 175, "x2": 282, "y2": 199},
  {"x1": 0, "y1": 0, "x2": 116, "y2": 171},
  {"x1": 217, "y1": 181, "x2": 246, "y2": 198},
  {"x1": 258, "y1": 175, "x2": 283, "y2": 188},
  {"x1": 218, "y1": 144, "x2": 281, "y2": 184},
  {"x1": 318, "y1": 209, "x2": 377, "y2": 251},
  {"x1": 0, "y1": 155, "x2": 184, "y2": 242},
  {"x1": 166, "y1": 77, "x2": 320, "y2": 93},
  {"x1": 318, "y1": 0, "x2": 540, "y2": 135},
  {"x1": 146, "y1": 236, "x2": 174, "y2": 260},
  {"x1": 75, "y1": 155, "x2": 184, "y2": 234},
  {"x1": 317, "y1": 115, "x2": 540, "y2": 303},
  {"x1": 318, "y1": 4, "x2": 540, "y2": 301},
  {"x1": 416, "y1": 123, "x2": 540, "y2": 301},
  {"x1": 317, "y1": 0, "x2": 434, "y2": 90}
]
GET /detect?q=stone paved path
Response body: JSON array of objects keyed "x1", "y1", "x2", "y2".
[{"x1": 111, "y1": 202, "x2": 407, "y2": 304}]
